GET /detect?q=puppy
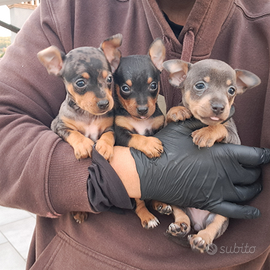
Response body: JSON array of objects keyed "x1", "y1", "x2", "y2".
[
  {"x1": 114, "y1": 38, "x2": 171, "y2": 229},
  {"x1": 163, "y1": 59, "x2": 261, "y2": 252},
  {"x1": 37, "y1": 33, "x2": 122, "y2": 223}
]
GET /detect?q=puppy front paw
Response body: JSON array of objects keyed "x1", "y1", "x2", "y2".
[
  {"x1": 192, "y1": 129, "x2": 216, "y2": 148},
  {"x1": 140, "y1": 137, "x2": 163, "y2": 158},
  {"x1": 192, "y1": 125, "x2": 227, "y2": 148},
  {"x1": 95, "y1": 140, "x2": 114, "y2": 161},
  {"x1": 73, "y1": 138, "x2": 94, "y2": 160},
  {"x1": 166, "y1": 106, "x2": 192, "y2": 123}
]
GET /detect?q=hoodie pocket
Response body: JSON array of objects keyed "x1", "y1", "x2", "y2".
[{"x1": 30, "y1": 230, "x2": 138, "y2": 270}]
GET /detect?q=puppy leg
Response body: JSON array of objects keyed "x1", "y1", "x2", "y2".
[
  {"x1": 96, "y1": 131, "x2": 115, "y2": 161},
  {"x1": 135, "y1": 198, "x2": 159, "y2": 229},
  {"x1": 166, "y1": 206, "x2": 191, "y2": 237},
  {"x1": 188, "y1": 214, "x2": 229, "y2": 253}
]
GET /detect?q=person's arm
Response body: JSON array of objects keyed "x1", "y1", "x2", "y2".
[
  {"x1": 110, "y1": 146, "x2": 141, "y2": 199},
  {"x1": 0, "y1": 1, "x2": 107, "y2": 217},
  {"x1": 110, "y1": 119, "x2": 270, "y2": 219}
]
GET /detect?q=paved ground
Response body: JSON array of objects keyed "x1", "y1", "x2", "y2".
[{"x1": 0, "y1": 206, "x2": 36, "y2": 270}]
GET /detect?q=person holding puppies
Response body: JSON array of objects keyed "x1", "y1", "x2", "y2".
[{"x1": 0, "y1": 0, "x2": 270, "y2": 269}]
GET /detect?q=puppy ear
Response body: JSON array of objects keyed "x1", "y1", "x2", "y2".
[
  {"x1": 163, "y1": 59, "x2": 190, "y2": 87},
  {"x1": 235, "y1": 69, "x2": 261, "y2": 94},
  {"x1": 149, "y1": 38, "x2": 166, "y2": 71},
  {"x1": 100, "y1": 33, "x2": 122, "y2": 73},
  {"x1": 37, "y1": 46, "x2": 65, "y2": 76}
]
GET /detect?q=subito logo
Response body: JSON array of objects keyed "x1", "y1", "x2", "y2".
[{"x1": 206, "y1": 243, "x2": 218, "y2": 255}]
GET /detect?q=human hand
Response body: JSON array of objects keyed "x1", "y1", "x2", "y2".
[{"x1": 130, "y1": 118, "x2": 270, "y2": 219}]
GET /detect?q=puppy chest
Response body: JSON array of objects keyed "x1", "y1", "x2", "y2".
[
  {"x1": 84, "y1": 124, "x2": 101, "y2": 142},
  {"x1": 129, "y1": 118, "x2": 158, "y2": 135},
  {"x1": 81, "y1": 117, "x2": 113, "y2": 141}
]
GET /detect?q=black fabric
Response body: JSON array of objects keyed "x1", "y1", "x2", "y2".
[
  {"x1": 130, "y1": 118, "x2": 270, "y2": 219},
  {"x1": 163, "y1": 12, "x2": 184, "y2": 38},
  {"x1": 87, "y1": 147, "x2": 135, "y2": 212}
]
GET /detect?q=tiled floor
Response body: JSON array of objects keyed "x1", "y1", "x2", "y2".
[{"x1": 0, "y1": 206, "x2": 36, "y2": 270}]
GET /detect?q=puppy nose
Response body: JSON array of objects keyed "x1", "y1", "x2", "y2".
[
  {"x1": 211, "y1": 103, "x2": 225, "y2": 115},
  {"x1": 137, "y1": 106, "x2": 148, "y2": 115},
  {"x1": 97, "y1": 99, "x2": 109, "y2": 110}
]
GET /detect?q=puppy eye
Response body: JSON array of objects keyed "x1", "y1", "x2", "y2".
[
  {"x1": 106, "y1": 75, "x2": 113, "y2": 84},
  {"x1": 121, "y1": 84, "x2": 131, "y2": 94},
  {"x1": 149, "y1": 81, "x2": 158, "y2": 91},
  {"x1": 75, "y1": 79, "x2": 86, "y2": 88},
  {"x1": 228, "y1": 86, "x2": 236, "y2": 96},
  {"x1": 194, "y1": 81, "x2": 206, "y2": 91}
]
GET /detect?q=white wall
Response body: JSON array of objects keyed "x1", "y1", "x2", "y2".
[{"x1": 9, "y1": 6, "x2": 34, "y2": 43}]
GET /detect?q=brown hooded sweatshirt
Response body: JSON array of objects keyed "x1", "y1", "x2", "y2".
[{"x1": 0, "y1": 0, "x2": 270, "y2": 269}]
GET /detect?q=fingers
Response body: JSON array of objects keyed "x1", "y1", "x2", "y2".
[
  {"x1": 223, "y1": 182, "x2": 262, "y2": 202},
  {"x1": 178, "y1": 117, "x2": 207, "y2": 131},
  {"x1": 209, "y1": 202, "x2": 261, "y2": 219},
  {"x1": 226, "y1": 144, "x2": 270, "y2": 166},
  {"x1": 232, "y1": 167, "x2": 261, "y2": 185},
  {"x1": 158, "y1": 118, "x2": 206, "y2": 138}
]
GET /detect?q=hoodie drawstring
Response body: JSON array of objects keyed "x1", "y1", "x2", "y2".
[
  {"x1": 161, "y1": 29, "x2": 195, "y2": 110},
  {"x1": 181, "y1": 29, "x2": 195, "y2": 63}
]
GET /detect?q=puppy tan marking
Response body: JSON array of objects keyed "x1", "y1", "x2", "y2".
[
  {"x1": 82, "y1": 72, "x2": 90, "y2": 79},
  {"x1": 126, "y1": 79, "x2": 132, "y2": 87},
  {"x1": 204, "y1": 76, "x2": 210, "y2": 83},
  {"x1": 226, "y1": 79, "x2": 232, "y2": 85}
]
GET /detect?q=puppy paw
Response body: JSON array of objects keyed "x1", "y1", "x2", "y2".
[
  {"x1": 141, "y1": 137, "x2": 163, "y2": 158},
  {"x1": 166, "y1": 106, "x2": 192, "y2": 123},
  {"x1": 152, "y1": 201, "x2": 173, "y2": 215},
  {"x1": 135, "y1": 199, "x2": 160, "y2": 229},
  {"x1": 73, "y1": 138, "x2": 94, "y2": 160},
  {"x1": 166, "y1": 222, "x2": 190, "y2": 237},
  {"x1": 192, "y1": 129, "x2": 216, "y2": 148},
  {"x1": 95, "y1": 140, "x2": 114, "y2": 161},
  {"x1": 188, "y1": 234, "x2": 212, "y2": 253},
  {"x1": 192, "y1": 125, "x2": 227, "y2": 148},
  {"x1": 71, "y1": 211, "x2": 88, "y2": 224},
  {"x1": 137, "y1": 208, "x2": 160, "y2": 229},
  {"x1": 142, "y1": 215, "x2": 160, "y2": 229}
]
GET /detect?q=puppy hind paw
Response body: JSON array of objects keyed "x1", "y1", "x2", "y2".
[
  {"x1": 152, "y1": 201, "x2": 172, "y2": 215},
  {"x1": 166, "y1": 222, "x2": 190, "y2": 237},
  {"x1": 71, "y1": 211, "x2": 88, "y2": 224},
  {"x1": 188, "y1": 235, "x2": 210, "y2": 253},
  {"x1": 143, "y1": 217, "x2": 160, "y2": 229}
]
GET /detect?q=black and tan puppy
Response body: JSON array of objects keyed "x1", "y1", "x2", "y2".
[
  {"x1": 114, "y1": 38, "x2": 171, "y2": 229},
  {"x1": 163, "y1": 59, "x2": 261, "y2": 252},
  {"x1": 37, "y1": 33, "x2": 122, "y2": 223}
]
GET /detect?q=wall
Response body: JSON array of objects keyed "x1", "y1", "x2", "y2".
[{"x1": 8, "y1": 3, "x2": 37, "y2": 43}]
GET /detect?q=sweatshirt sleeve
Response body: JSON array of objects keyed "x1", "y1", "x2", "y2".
[{"x1": 0, "y1": 1, "x2": 119, "y2": 217}]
